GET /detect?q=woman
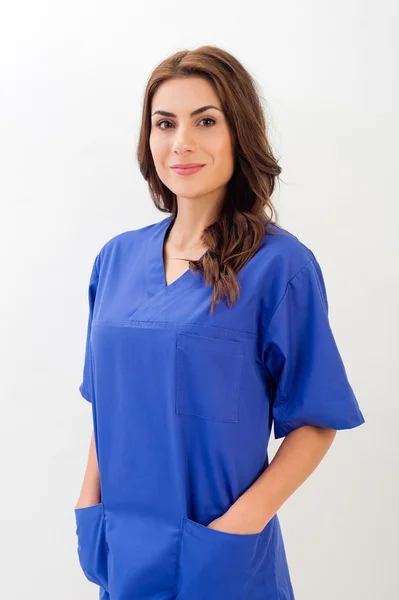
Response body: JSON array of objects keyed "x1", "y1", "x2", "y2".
[{"x1": 74, "y1": 45, "x2": 365, "y2": 600}]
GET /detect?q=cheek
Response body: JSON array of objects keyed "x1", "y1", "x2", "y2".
[
  {"x1": 211, "y1": 130, "x2": 234, "y2": 159},
  {"x1": 150, "y1": 140, "x2": 168, "y2": 168},
  {"x1": 150, "y1": 129, "x2": 165, "y2": 149},
  {"x1": 213, "y1": 139, "x2": 235, "y2": 171}
]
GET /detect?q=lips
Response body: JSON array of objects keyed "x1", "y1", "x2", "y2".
[
  {"x1": 172, "y1": 163, "x2": 202, "y2": 169},
  {"x1": 171, "y1": 164, "x2": 205, "y2": 175}
]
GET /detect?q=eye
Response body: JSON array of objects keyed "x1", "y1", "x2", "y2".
[
  {"x1": 200, "y1": 117, "x2": 216, "y2": 127},
  {"x1": 156, "y1": 120, "x2": 172, "y2": 130},
  {"x1": 155, "y1": 117, "x2": 216, "y2": 130}
]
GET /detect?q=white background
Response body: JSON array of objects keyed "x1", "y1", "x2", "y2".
[{"x1": 1, "y1": 1, "x2": 397, "y2": 598}]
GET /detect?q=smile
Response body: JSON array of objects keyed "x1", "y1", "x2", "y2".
[{"x1": 171, "y1": 165, "x2": 204, "y2": 175}]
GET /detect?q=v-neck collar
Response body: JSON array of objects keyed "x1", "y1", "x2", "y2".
[
  {"x1": 126, "y1": 216, "x2": 208, "y2": 322},
  {"x1": 147, "y1": 215, "x2": 208, "y2": 294}
]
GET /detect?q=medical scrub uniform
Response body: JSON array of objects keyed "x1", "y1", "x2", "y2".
[{"x1": 74, "y1": 214, "x2": 365, "y2": 600}]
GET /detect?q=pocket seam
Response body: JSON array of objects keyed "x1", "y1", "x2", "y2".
[
  {"x1": 176, "y1": 515, "x2": 262, "y2": 598},
  {"x1": 183, "y1": 516, "x2": 262, "y2": 541},
  {"x1": 172, "y1": 516, "x2": 185, "y2": 599},
  {"x1": 177, "y1": 332, "x2": 244, "y2": 355},
  {"x1": 74, "y1": 501, "x2": 103, "y2": 513},
  {"x1": 75, "y1": 501, "x2": 109, "y2": 590},
  {"x1": 175, "y1": 334, "x2": 244, "y2": 423}
]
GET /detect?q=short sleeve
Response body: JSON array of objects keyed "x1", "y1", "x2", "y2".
[
  {"x1": 79, "y1": 253, "x2": 100, "y2": 403},
  {"x1": 263, "y1": 259, "x2": 365, "y2": 439}
]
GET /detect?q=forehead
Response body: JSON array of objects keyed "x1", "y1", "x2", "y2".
[{"x1": 151, "y1": 77, "x2": 221, "y2": 114}]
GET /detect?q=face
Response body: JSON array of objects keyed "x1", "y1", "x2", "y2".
[{"x1": 149, "y1": 77, "x2": 236, "y2": 207}]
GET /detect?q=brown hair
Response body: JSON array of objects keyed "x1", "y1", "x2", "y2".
[{"x1": 136, "y1": 45, "x2": 284, "y2": 314}]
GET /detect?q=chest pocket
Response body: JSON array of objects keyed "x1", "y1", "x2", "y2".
[{"x1": 176, "y1": 332, "x2": 244, "y2": 423}]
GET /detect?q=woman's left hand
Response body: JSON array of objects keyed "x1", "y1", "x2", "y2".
[{"x1": 206, "y1": 509, "x2": 266, "y2": 535}]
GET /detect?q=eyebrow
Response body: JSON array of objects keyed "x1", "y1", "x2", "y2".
[{"x1": 151, "y1": 105, "x2": 223, "y2": 118}]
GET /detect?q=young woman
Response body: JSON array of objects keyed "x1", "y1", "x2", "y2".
[{"x1": 74, "y1": 45, "x2": 365, "y2": 600}]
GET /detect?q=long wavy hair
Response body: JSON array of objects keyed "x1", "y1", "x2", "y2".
[{"x1": 136, "y1": 45, "x2": 284, "y2": 314}]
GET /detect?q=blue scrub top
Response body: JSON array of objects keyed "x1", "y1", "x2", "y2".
[{"x1": 74, "y1": 215, "x2": 365, "y2": 600}]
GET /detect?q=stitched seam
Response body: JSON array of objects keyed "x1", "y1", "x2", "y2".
[
  {"x1": 175, "y1": 338, "x2": 242, "y2": 423},
  {"x1": 263, "y1": 518, "x2": 282, "y2": 600},
  {"x1": 267, "y1": 260, "x2": 315, "y2": 426},
  {"x1": 93, "y1": 319, "x2": 261, "y2": 339},
  {"x1": 264, "y1": 259, "x2": 315, "y2": 332},
  {"x1": 172, "y1": 519, "x2": 185, "y2": 598},
  {"x1": 309, "y1": 260, "x2": 328, "y2": 316}
]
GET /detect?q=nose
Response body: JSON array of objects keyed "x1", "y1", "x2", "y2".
[{"x1": 171, "y1": 126, "x2": 196, "y2": 154}]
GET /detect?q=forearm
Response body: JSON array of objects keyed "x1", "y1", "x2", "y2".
[
  {"x1": 75, "y1": 429, "x2": 101, "y2": 508},
  {"x1": 223, "y1": 425, "x2": 337, "y2": 534}
]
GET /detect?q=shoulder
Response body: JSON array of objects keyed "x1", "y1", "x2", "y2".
[
  {"x1": 259, "y1": 221, "x2": 318, "y2": 281},
  {"x1": 252, "y1": 221, "x2": 324, "y2": 313},
  {"x1": 94, "y1": 216, "x2": 169, "y2": 268}
]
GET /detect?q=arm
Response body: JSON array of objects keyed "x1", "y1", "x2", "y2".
[
  {"x1": 75, "y1": 429, "x2": 102, "y2": 509},
  {"x1": 215, "y1": 257, "x2": 364, "y2": 535},
  {"x1": 208, "y1": 425, "x2": 337, "y2": 534}
]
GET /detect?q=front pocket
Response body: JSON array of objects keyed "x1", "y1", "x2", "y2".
[
  {"x1": 74, "y1": 502, "x2": 109, "y2": 592},
  {"x1": 175, "y1": 516, "x2": 262, "y2": 599},
  {"x1": 176, "y1": 332, "x2": 244, "y2": 422}
]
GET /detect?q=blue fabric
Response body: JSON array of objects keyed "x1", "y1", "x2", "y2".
[{"x1": 74, "y1": 215, "x2": 365, "y2": 599}]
